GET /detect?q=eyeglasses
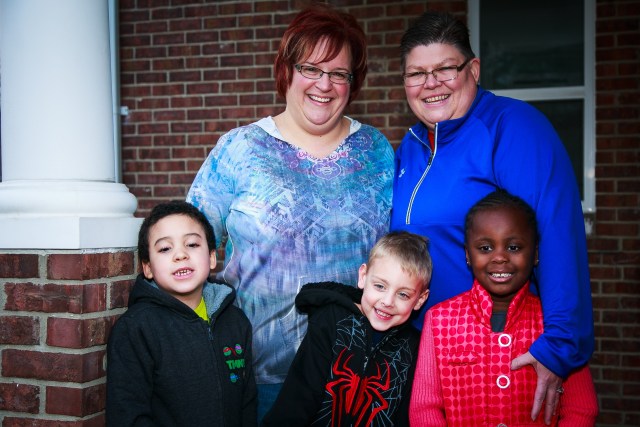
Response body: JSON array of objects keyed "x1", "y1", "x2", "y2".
[
  {"x1": 402, "y1": 58, "x2": 472, "y2": 87},
  {"x1": 295, "y1": 64, "x2": 353, "y2": 85}
]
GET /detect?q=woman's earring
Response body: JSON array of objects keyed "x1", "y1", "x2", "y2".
[{"x1": 466, "y1": 259, "x2": 470, "y2": 266}]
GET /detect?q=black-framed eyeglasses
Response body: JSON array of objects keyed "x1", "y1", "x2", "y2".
[
  {"x1": 402, "y1": 58, "x2": 472, "y2": 87},
  {"x1": 295, "y1": 64, "x2": 353, "y2": 85}
]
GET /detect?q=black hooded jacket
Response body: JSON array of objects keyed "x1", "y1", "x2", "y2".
[
  {"x1": 106, "y1": 274, "x2": 257, "y2": 426},
  {"x1": 263, "y1": 282, "x2": 420, "y2": 426}
]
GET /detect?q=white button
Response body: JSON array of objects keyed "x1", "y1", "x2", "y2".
[
  {"x1": 496, "y1": 374, "x2": 510, "y2": 389},
  {"x1": 498, "y1": 333, "x2": 512, "y2": 347}
]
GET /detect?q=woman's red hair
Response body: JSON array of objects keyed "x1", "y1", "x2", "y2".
[{"x1": 274, "y1": 3, "x2": 368, "y2": 105}]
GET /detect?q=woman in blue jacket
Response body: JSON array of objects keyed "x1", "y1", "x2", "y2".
[{"x1": 391, "y1": 11, "x2": 594, "y2": 425}]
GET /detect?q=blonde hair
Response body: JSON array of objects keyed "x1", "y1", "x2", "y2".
[{"x1": 367, "y1": 231, "x2": 433, "y2": 291}]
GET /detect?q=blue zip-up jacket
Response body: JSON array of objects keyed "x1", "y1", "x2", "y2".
[{"x1": 390, "y1": 86, "x2": 594, "y2": 378}]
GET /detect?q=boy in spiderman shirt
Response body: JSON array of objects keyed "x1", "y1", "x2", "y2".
[
  {"x1": 410, "y1": 190, "x2": 598, "y2": 426},
  {"x1": 262, "y1": 231, "x2": 432, "y2": 426}
]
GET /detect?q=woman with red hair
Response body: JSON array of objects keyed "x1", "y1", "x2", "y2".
[{"x1": 187, "y1": 4, "x2": 393, "y2": 420}]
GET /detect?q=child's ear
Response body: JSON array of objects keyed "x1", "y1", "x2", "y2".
[
  {"x1": 142, "y1": 261, "x2": 153, "y2": 280},
  {"x1": 356, "y1": 263, "x2": 367, "y2": 290},
  {"x1": 534, "y1": 244, "x2": 539, "y2": 267},
  {"x1": 413, "y1": 289, "x2": 430, "y2": 311},
  {"x1": 209, "y1": 251, "x2": 217, "y2": 271},
  {"x1": 464, "y1": 247, "x2": 470, "y2": 266}
]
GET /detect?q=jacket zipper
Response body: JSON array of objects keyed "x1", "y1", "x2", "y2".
[
  {"x1": 364, "y1": 329, "x2": 397, "y2": 371},
  {"x1": 405, "y1": 124, "x2": 438, "y2": 225}
]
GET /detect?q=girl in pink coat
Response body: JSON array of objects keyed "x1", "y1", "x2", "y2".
[{"x1": 410, "y1": 189, "x2": 598, "y2": 426}]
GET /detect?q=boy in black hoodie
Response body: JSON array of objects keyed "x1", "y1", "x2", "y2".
[
  {"x1": 106, "y1": 201, "x2": 257, "y2": 426},
  {"x1": 263, "y1": 231, "x2": 432, "y2": 426}
]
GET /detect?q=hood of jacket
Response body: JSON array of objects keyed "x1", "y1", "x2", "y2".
[
  {"x1": 295, "y1": 281, "x2": 417, "y2": 337},
  {"x1": 128, "y1": 273, "x2": 236, "y2": 324},
  {"x1": 295, "y1": 281, "x2": 363, "y2": 318}
]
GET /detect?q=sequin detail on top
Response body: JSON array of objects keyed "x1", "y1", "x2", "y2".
[{"x1": 275, "y1": 135, "x2": 368, "y2": 180}]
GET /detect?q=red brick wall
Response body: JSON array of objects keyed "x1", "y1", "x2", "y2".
[
  {"x1": 590, "y1": 1, "x2": 640, "y2": 426},
  {"x1": 0, "y1": 252, "x2": 136, "y2": 425},
  {"x1": 116, "y1": 0, "x2": 640, "y2": 426}
]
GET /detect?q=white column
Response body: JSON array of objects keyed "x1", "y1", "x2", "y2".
[{"x1": 0, "y1": 0, "x2": 141, "y2": 249}]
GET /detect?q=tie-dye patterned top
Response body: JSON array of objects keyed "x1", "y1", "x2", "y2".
[{"x1": 187, "y1": 116, "x2": 394, "y2": 384}]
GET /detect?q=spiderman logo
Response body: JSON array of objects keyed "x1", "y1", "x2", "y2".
[{"x1": 325, "y1": 348, "x2": 390, "y2": 426}]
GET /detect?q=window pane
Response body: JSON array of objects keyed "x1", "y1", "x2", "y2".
[
  {"x1": 480, "y1": 0, "x2": 584, "y2": 90},
  {"x1": 529, "y1": 100, "x2": 584, "y2": 199}
]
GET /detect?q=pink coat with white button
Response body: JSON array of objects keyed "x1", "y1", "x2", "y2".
[{"x1": 409, "y1": 280, "x2": 598, "y2": 427}]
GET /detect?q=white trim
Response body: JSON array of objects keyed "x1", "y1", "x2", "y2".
[
  {"x1": 109, "y1": 0, "x2": 122, "y2": 183},
  {"x1": 0, "y1": 216, "x2": 142, "y2": 249},
  {"x1": 583, "y1": 0, "x2": 596, "y2": 213},
  {"x1": 490, "y1": 87, "x2": 585, "y2": 101}
]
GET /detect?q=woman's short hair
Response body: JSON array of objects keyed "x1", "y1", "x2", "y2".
[
  {"x1": 274, "y1": 3, "x2": 367, "y2": 105},
  {"x1": 400, "y1": 11, "x2": 476, "y2": 71}
]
